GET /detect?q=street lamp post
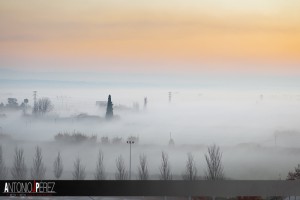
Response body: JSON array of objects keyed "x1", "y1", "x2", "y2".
[{"x1": 126, "y1": 140, "x2": 135, "y2": 180}]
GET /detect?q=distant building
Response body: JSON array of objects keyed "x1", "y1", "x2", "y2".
[{"x1": 96, "y1": 101, "x2": 107, "y2": 107}]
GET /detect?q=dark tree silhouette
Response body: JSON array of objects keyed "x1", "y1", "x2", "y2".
[
  {"x1": 182, "y1": 153, "x2": 197, "y2": 180},
  {"x1": 6, "y1": 98, "x2": 19, "y2": 109},
  {"x1": 105, "y1": 95, "x2": 113, "y2": 120},
  {"x1": 286, "y1": 164, "x2": 300, "y2": 180},
  {"x1": 72, "y1": 157, "x2": 86, "y2": 180},
  {"x1": 115, "y1": 155, "x2": 128, "y2": 180},
  {"x1": 159, "y1": 151, "x2": 172, "y2": 180},
  {"x1": 204, "y1": 144, "x2": 224, "y2": 180},
  {"x1": 11, "y1": 148, "x2": 27, "y2": 180},
  {"x1": 33, "y1": 98, "x2": 53, "y2": 115},
  {"x1": 138, "y1": 154, "x2": 149, "y2": 180},
  {"x1": 31, "y1": 146, "x2": 46, "y2": 179},
  {"x1": 143, "y1": 97, "x2": 147, "y2": 110},
  {"x1": 0, "y1": 145, "x2": 7, "y2": 180},
  {"x1": 21, "y1": 99, "x2": 29, "y2": 115},
  {"x1": 287, "y1": 171, "x2": 296, "y2": 180},
  {"x1": 53, "y1": 152, "x2": 63, "y2": 179},
  {"x1": 95, "y1": 150, "x2": 105, "y2": 180}
]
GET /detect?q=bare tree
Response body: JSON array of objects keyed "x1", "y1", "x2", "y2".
[
  {"x1": 53, "y1": 152, "x2": 63, "y2": 179},
  {"x1": 11, "y1": 148, "x2": 27, "y2": 180},
  {"x1": 159, "y1": 151, "x2": 172, "y2": 180},
  {"x1": 94, "y1": 150, "x2": 105, "y2": 180},
  {"x1": 33, "y1": 98, "x2": 53, "y2": 115},
  {"x1": 138, "y1": 154, "x2": 149, "y2": 180},
  {"x1": 31, "y1": 146, "x2": 46, "y2": 179},
  {"x1": 72, "y1": 157, "x2": 86, "y2": 180},
  {"x1": 182, "y1": 153, "x2": 197, "y2": 180},
  {"x1": 286, "y1": 164, "x2": 300, "y2": 180},
  {"x1": 204, "y1": 144, "x2": 224, "y2": 180},
  {"x1": 115, "y1": 155, "x2": 128, "y2": 180},
  {"x1": 0, "y1": 145, "x2": 7, "y2": 179}
]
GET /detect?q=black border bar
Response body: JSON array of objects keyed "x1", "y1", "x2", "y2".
[{"x1": 1, "y1": 180, "x2": 300, "y2": 196}]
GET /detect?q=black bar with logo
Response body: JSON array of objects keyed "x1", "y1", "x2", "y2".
[{"x1": 1, "y1": 180, "x2": 300, "y2": 196}]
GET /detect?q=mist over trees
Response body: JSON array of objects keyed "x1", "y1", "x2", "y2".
[
  {"x1": 0, "y1": 98, "x2": 30, "y2": 112},
  {"x1": 21, "y1": 99, "x2": 29, "y2": 115},
  {"x1": 33, "y1": 98, "x2": 53, "y2": 115},
  {"x1": 0, "y1": 146, "x2": 7, "y2": 180},
  {"x1": 182, "y1": 153, "x2": 197, "y2": 180},
  {"x1": 204, "y1": 144, "x2": 224, "y2": 180},
  {"x1": 11, "y1": 148, "x2": 27, "y2": 180},
  {"x1": 1, "y1": 144, "x2": 300, "y2": 180},
  {"x1": 73, "y1": 157, "x2": 86, "y2": 180},
  {"x1": 6, "y1": 98, "x2": 18, "y2": 109},
  {"x1": 138, "y1": 154, "x2": 149, "y2": 180},
  {"x1": 159, "y1": 151, "x2": 172, "y2": 180},
  {"x1": 31, "y1": 146, "x2": 46, "y2": 179},
  {"x1": 53, "y1": 152, "x2": 63, "y2": 179},
  {"x1": 55, "y1": 131, "x2": 97, "y2": 144},
  {"x1": 115, "y1": 155, "x2": 128, "y2": 180},
  {"x1": 95, "y1": 150, "x2": 105, "y2": 180}
]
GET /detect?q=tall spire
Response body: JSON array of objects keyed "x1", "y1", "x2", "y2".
[{"x1": 105, "y1": 94, "x2": 114, "y2": 120}]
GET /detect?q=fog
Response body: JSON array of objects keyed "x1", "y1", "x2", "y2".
[{"x1": 1, "y1": 87, "x2": 300, "y2": 180}]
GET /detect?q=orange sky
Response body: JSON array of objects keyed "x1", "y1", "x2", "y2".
[{"x1": 0, "y1": 0, "x2": 300, "y2": 73}]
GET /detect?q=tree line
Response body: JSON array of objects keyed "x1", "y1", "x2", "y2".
[
  {"x1": 0, "y1": 97, "x2": 53, "y2": 115},
  {"x1": 0, "y1": 144, "x2": 225, "y2": 180}
]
